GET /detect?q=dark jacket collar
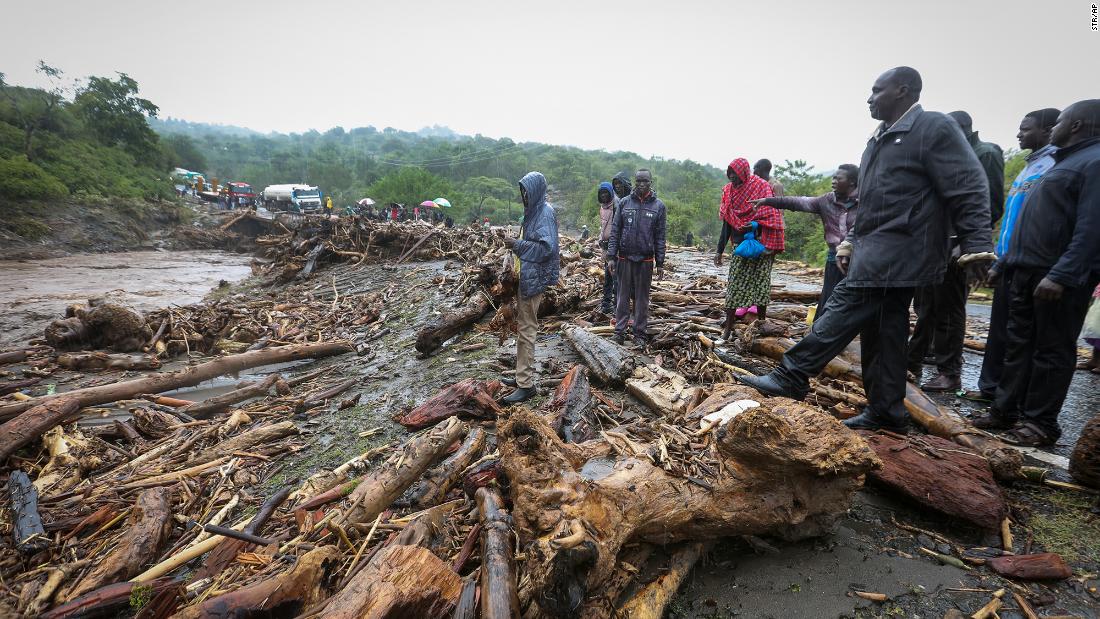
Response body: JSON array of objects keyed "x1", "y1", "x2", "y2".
[
  {"x1": 872, "y1": 103, "x2": 922, "y2": 141},
  {"x1": 1053, "y1": 136, "x2": 1100, "y2": 162}
]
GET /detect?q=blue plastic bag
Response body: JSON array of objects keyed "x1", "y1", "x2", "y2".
[{"x1": 734, "y1": 221, "x2": 766, "y2": 259}]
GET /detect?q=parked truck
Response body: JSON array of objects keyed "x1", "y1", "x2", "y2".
[
  {"x1": 261, "y1": 184, "x2": 323, "y2": 212},
  {"x1": 221, "y1": 182, "x2": 257, "y2": 209}
]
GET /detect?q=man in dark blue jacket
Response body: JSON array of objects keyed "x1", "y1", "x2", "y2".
[
  {"x1": 738, "y1": 67, "x2": 994, "y2": 433},
  {"x1": 982, "y1": 100, "x2": 1100, "y2": 445},
  {"x1": 606, "y1": 169, "x2": 667, "y2": 346},
  {"x1": 501, "y1": 171, "x2": 561, "y2": 403}
]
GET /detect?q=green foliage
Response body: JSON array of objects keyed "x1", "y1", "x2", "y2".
[
  {"x1": 73, "y1": 73, "x2": 160, "y2": 159},
  {"x1": 161, "y1": 133, "x2": 207, "y2": 171},
  {"x1": 0, "y1": 155, "x2": 68, "y2": 200}
]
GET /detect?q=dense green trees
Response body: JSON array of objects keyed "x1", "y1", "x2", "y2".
[{"x1": 0, "y1": 62, "x2": 177, "y2": 202}]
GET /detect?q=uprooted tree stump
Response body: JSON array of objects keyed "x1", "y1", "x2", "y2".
[
  {"x1": 394, "y1": 379, "x2": 503, "y2": 430},
  {"x1": 498, "y1": 397, "x2": 879, "y2": 618},
  {"x1": 860, "y1": 431, "x2": 1006, "y2": 530},
  {"x1": 1070, "y1": 411, "x2": 1100, "y2": 488}
]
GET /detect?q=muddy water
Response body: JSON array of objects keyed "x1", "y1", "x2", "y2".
[{"x1": 0, "y1": 250, "x2": 253, "y2": 348}]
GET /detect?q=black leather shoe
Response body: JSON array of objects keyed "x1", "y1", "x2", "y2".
[
  {"x1": 502, "y1": 386, "x2": 536, "y2": 404},
  {"x1": 736, "y1": 372, "x2": 807, "y2": 401},
  {"x1": 970, "y1": 410, "x2": 1015, "y2": 430},
  {"x1": 500, "y1": 377, "x2": 518, "y2": 387},
  {"x1": 921, "y1": 373, "x2": 961, "y2": 392},
  {"x1": 842, "y1": 411, "x2": 908, "y2": 434}
]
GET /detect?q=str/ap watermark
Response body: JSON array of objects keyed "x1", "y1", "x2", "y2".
[{"x1": 1093, "y1": 3, "x2": 1099, "y2": 31}]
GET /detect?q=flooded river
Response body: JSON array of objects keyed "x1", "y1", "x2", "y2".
[{"x1": 0, "y1": 250, "x2": 253, "y2": 348}]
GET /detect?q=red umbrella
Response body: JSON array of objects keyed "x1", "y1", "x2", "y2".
[{"x1": 419, "y1": 200, "x2": 437, "y2": 208}]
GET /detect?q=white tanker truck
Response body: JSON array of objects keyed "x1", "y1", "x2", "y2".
[{"x1": 261, "y1": 184, "x2": 323, "y2": 212}]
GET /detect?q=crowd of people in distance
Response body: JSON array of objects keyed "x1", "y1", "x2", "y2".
[{"x1": 496, "y1": 66, "x2": 1098, "y2": 450}]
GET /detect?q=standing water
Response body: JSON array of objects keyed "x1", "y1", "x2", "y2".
[{"x1": 0, "y1": 250, "x2": 253, "y2": 348}]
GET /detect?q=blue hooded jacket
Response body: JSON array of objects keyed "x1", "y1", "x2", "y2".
[{"x1": 514, "y1": 172, "x2": 561, "y2": 298}]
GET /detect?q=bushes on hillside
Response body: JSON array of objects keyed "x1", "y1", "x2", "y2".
[{"x1": 0, "y1": 155, "x2": 68, "y2": 200}]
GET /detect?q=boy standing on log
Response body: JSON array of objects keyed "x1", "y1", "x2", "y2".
[{"x1": 501, "y1": 172, "x2": 561, "y2": 404}]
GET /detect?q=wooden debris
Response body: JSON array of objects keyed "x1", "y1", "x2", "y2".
[
  {"x1": 476, "y1": 487, "x2": 521, "y2": 619},
  {"x1": 394, "y1": 378, "x2": 502, "y2": 430},
  {"x1": 176, "y1": 373, "x2": 280, "y2": 418},
  {"x1": 0, "y1": 397, "x2": 80, "y2": 463},
  {"x1": 400, "y1": 426, "x2": 486, "y2": 508},
  {"x1": 57, "y1": 351, "x2": 161, "y2": 372},
  {"x1": 564, "y1": 325, "x2": 636, "y2": 385},
  {"x1": 1070, "y1": 410, "x2": 1100, "y2": 488},
  {"x1": 322, "y1": 545, "x2": 463, "y2": 618},
  {"x1": 987, "y1": 553, "x2": 1073, "y2": 580},
  {"x1": 9, "y1": 470, "x2": 49, "y2": 554},
  {"x1": 615, "y1": 541, "x2": 709, "y2": 619}
]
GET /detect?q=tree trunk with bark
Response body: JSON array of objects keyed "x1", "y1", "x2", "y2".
[
  {"x1": 322, "y1": 544, "x2": 463, "y2": 619},
  {"x1": 0, "y1": 398, "x2": 80, "y2": 463},
  {"x1": 62, "y1": 487, "x2": 173, "y2": 602},
  {"x1": 498, "y1": 398, "x2": 878, "y2": 618},
  {"x1": 564, "y1": 326, "x2": 636, "y2": 386},
  {"x1": 545, "y1": 364, "x2": 596, "y2": 442},
  {"x1": 176, "y1": 374, "x2": 280, "y2": 418},
  {"x1": 415, "y1": 292, "x2": 494, "y2": 354},
  {"x1": 398, "y1": 426, "x2": 486, "y2": 508},
  {"x1": 476, "y1": 487, "x2": 521, "y2": 619},
  {"x1": 393, "y1": 379, "x2": 502, "y2": 430}
]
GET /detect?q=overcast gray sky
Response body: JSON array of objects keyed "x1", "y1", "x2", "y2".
[{"x1": 3, "y1": 0, "x2": 1098, "y2": 171}]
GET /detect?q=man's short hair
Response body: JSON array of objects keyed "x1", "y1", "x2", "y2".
[
  {"x1": 838, "y1": 164, "x2": 859, "y2": 186},
  {"x1": 1068, "y1": 99, "x2": 1100, "y2": 136},
  {"x1": 1024, "y1": 108, "x2": 1061, "y2": 130},
  {"x1": 888, "y1": 66, "x2": 922, "y2": 97},
  {"x1": 753, "y1": 159, "x2": 772, "y2": 172},
  {"x1": 635, "y1": 168, "x2": 652, "y2": 180}
]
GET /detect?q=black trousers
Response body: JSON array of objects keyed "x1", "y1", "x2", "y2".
[
  {"x1": 993, "y1": 268, "x2": 1099, "y2": 437},
  {"x1": 907, "y1": 260, "x2": 968, "y2": 378},
  {"x1": 614, "y1": 260, "x2": 653, "y2": 338},
  {"x1": 976, "y1": 279, "x2": 1009, "y2": 397},
  {"x1": 816, "y1": 259, "x2": 845, "y2": 320},
  {"x1": 774, "y1": 280, "x2": 915, "y2": 424},
  {"x1": 601, "y1": 264, "x2": 617, "y2": 310}
]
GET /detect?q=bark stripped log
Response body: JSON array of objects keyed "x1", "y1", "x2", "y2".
[
  {"x1": 393, "y1": 378, "x2": 502, "y2": 430},
  {"x1": 499, "y1": 399, "x2": 878, "y2": 618},
  {"x1": 0, "y1": 341, "x2": 353, "y2": 422},
  {"x1": 476, "y1": 487, "x2": 521, "y2": 619},
  {"x1": 415, "y1": 291, "x2": 494, "y2": 354},
  {"x1": 322, "y1": 544, "x2": 463, "y2": 618},
  {"x1": 338, "y1": 417, "x2": 468, "y2": 527},
  {"x1": 176, "y1": 373, "x2": 280, "y2": 418},
  {"x1": 750, "y1": 336, "x2": 1023, "y2": 480},
  {"x1": 0, "y1": 397, "x2": 80, "y2": 463},
  {"x1": 173, "y1": 545, "x2": 340, "y2": 618},
  {"x1": 615, "y1": 541, "x2": 710, "y2": 619},
  {"x1": 564, "y1": 326, "x2": 636, "y2": 386},
  {"x1": 8, "y1": 470, "x2": 48, "y2": 554},
  {"x1": 186, "y1": 421, "x2": 298, "y2": 467},
  {"x1": 63, "y1": 487, "x2": 173, "y2": 602},
  {"x1": 57, "y1": 352, "x2": 161, "y2": 372},
  {"x1": 399, "y1": 426, "x2": 486, "y2": 508}
]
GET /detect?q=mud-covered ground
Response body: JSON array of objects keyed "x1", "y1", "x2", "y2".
[{"x1": 3, "y1": 244, "x2": 1098, "y2": 618}]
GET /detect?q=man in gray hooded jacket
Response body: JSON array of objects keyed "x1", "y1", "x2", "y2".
[{"x1": 501, "y1": 172, "x2": 560, "y2": 403}]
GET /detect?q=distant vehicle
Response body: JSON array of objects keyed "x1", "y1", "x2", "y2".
[
  {"x1": 261, "y1": 184, "x2": 323, "y2": 212},
  {"x1": 222, "y1": 182, "x2": 256, "y2": 209}
]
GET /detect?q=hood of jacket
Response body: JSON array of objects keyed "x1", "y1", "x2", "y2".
[
  {"x1": 612, "y1": 170, "x2": 633, "y2": 198},
  {"x1": 519, "y1": 171, "x2": 548, "y2": 216},
  {"x1": 598, "y1": 181, "x2": 615, "y2": 206}
]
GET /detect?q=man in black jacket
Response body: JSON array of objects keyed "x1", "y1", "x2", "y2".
[
  {"x1": 738, "y1": 67, "x2": 994, "y2": 432},
  {"x1": 980, "y1": 100, "x2": 1100, "y2": 446},
  {"x1": 607, "y1": 169, "x2": 667, "y2": 346}
]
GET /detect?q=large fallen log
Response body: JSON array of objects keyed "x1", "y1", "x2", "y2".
[
  {"x1": 861, "y1": 431, "x2": 1006, "y2": 530},
  {"x1": 564, "y1": 326, "x2": 636, "y2": 386},
  {"x1": 173, "y1": 545, "x2": 340, "y2": 618},
  {"x1": 176, "y1": 373, "x2": 280, "y2": 418},
  {"x1": 63, "y1": 487, "x2": 172, "y2": 602},
  {"x1": 499, "y1": 399, "x2": 879, "y2": 618},
  {"x1": 399, "y1": 426, "x2": 486, "y2": 508},
  {"x1": 9, "y1": 470, "x2": 48, "y2": 554},
  {"x1": 186, "y1": 420, "x2": 298, "y2": 467},
  {"x1": 0, "y1": 397, "x2": 80, "y2": 463},
  {"x1": 338, "y1": 417, "x2": 468, "y2": 527},
  {"x1": 769, "y1": 287, "x2": 823, "y2": 303},
  {"x1": 750, "y1": 336, "x2": 1022, "y2": 480},
  {"x1": 476, "y1": 487, "x2": 521, "y2": 619},
  {"x1": 393, "y1": 378, "x2": 502, "y2": 430},
  {"x1": 0, "y1": 341, "x2": 353, "y2": 421},
  {"x1": 415, "y1": 291, "x2": 494, "y2": 354},
  {"x1": 40, "y1": 578, "x2": 176, "y2": 619}
]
